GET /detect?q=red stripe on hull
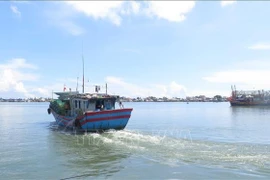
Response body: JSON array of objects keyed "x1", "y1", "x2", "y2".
[
  {"x1": 80, "y1": 115, "x2": 131, "y2": 126},
  {"x1": 85, "y1": 108, "x2": 133, "y2": 116}
]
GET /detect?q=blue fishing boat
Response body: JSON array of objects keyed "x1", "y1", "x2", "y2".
[
  {"x1": 48, "y1": 53, "x2": 132, "y2": 132},
  {"x1": 48, "y1": 90, "x2": 133, "y2": 132}
]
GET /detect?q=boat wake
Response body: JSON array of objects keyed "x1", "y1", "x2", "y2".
[
  {"x1": 51, "y1": 126, "x2": 270, "y2": 177},
  {"x1": 73, "y1": 129, "x2": 270, "y2": 174}
]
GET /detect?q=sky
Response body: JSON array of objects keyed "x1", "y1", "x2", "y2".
[{"x1": 1, "y1": 1, "x2": 270, "y2": 98}]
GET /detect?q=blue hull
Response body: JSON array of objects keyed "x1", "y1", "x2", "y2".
[{"x1": 51, "y1": 108, "x2": 133, "y2": 132}]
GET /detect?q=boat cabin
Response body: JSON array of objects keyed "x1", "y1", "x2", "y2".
[{"x1": 52, "y1": 92, "x2": 119, "y2": 116}]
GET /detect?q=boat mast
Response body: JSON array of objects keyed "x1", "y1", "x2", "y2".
[{"x1": 82, "y1": 43, "x2": 85, "y2": 93}]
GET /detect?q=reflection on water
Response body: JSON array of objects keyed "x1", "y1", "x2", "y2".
[
  {"x1": 230, "y1": 106, "x2": 270, "y2": 116},
  {"x1": 228, "y1": 106, "x2": 270, "y2": 145}
]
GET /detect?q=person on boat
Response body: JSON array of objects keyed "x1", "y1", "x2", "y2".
[
  {"x1": 119, "y1": 101, "x2": 124, "y2": 108},
  {"x1": 64, "y1": 102, "x2": 70, "y2": 115},
  {"x1": 64, "y1": 102, "x2": 69, "y2": 110},
  {"x1": 96, "y1": 101, "x2": 102, "y2": 111},
  {"x1": 101, "y1": 104, "x2": 104, "y2": 111}
]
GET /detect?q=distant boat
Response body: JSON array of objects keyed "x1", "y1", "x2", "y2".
[
  {"x1": 228, "y1": 85, "x2": 270, "y2": 106},
  {"x1": 48, "y1": 91, "x2": 133, "y2": 132}
]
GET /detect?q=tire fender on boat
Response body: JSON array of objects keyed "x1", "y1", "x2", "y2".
[
  {"x1": 74, "y1": 118, "x2": 81, "y2": 128},
  {"x1": 76, "y1": 108, "x2": 83, "y2": 116},
  {"x1": 47, "y1": 108, "x2": 51, "y2": 114}
]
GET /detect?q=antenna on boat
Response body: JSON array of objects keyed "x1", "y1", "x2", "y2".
[
  {"x1": 106, "y1": 83, "x2": 107, "y2": 95},
  {"x1": 82, "y1": 42, "x2": 85, "y2": 93},
  {"x1": 76, "y1": 77, "x2": 79, "y2": 92}
]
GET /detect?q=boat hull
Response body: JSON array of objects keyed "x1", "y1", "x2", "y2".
[
  {"x1": 51, "y1": 108, "x2": 133, "y2": 132},
  {"x1": 230, "y1": 100, "x2": 270, "y2": 106}
]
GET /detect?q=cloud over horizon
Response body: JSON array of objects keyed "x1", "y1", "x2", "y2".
[
  {"x1": 221, "y1": 1, "x2": 237, "y2": 7},
  {"x1": 248, "y1": 43, "x2": 270, "y2": 50},
  {"x1": 104, "y1": 76, "x2": 187, "y2": 98},
  {"x1": 0, "y1": 59, "x2": 39, "y2": 98},
  {"x1": 203, "y1": 69, "x2": 270, "y2": 90},
  {"x1": 10, "y1": 5, "x2": 21, "y2": 17}
]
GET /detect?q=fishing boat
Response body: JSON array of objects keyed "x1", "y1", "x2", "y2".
[
  {"x1": 47, "y1": 88, "x2": 133, "y2": 132},
  {"x1": 228, "y1": 85, "x2": 270, "y2": 106},
  {"x1": 47, "y1": 53, "x2": 132, "y2": 132}
]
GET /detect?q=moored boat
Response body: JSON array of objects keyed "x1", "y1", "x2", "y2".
[
  {"x1": 48, "y1": 90, "x2": 132, "y2": 132},
  {"x1": 228, "y1": 85, "x2": 270, "y2": 106}
]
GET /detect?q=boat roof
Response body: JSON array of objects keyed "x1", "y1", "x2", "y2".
[
  {"x1": 54, "y1": 91, "x2": 119, "y2": 100},
  {"x1": 54, "y1": 91, "x2": 79, "y2": 100}
]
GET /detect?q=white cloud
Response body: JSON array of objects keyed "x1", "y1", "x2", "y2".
[
  {"x1": 221, "y1": 1, "x2": 236, "y2": 7},
  {"x1": 104, "y1": 76, "x2": 187, "y2": 98},
  {"x1": 65, "y1": 1, "x2": 126, "y2": 26},
  {"x1": 248, "y1": 43, "x2": 270, "y2": 50},
  {"x1": 202, "y1": 59, "x2": 270, "y2": 95},
  {"x1": 32, "y1": 87, "x2": 52, "y2": 98},
  {"x1": 104, "y1": 76, "x2": 150, "y2": 97},
  {"x1": 169, "y1": 81, "x2": 187, "y2": 95},
  {"x1": 130, "y1": 1, "x2": 140, "y2": 14},
  {"x1": 145, "y1": 1, "x2": 195, "y2": 22},
  {"x1": 48, "y1": 1, "x2": 195, "y2": 35},
  {"x1": 12, "y1": 1, "x2": 30, "y2": 4},
  {"x1": 15, "y1": 82, "x2": 28, "y2": 94},
  {"x1": 119, "y1": 1, "x2": 141, "y2": 15},
  {"x1": 10, "y1": 5, "x2": 21, "y2": 17},
  {"x1": 203, "y1": 70, "x2": 270, "y2": 89},
  {"x1": 0, "y1": 59, "x2": 39, "y2": 97}
]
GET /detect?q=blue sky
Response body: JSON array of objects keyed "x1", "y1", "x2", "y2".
[{"x1": 1, "y1": 1, "x2": 270, "y2": 98}]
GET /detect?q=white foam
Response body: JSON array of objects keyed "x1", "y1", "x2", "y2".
[{"x1": 65, "y1": 129, "x2": 270, "y2": 172}]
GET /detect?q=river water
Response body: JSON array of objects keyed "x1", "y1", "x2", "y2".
[{"x1": 0, "y1": 102, "x2": 269, "y2": 179}]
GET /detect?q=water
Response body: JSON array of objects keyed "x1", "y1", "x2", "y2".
[{"x1": 0, "y1": 102, "x2": 269, "y2": 179}]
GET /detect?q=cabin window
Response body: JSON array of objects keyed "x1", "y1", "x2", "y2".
[
  {"x1": 87, "y1": 100, "x2": 90, "y2": 108},
  {"x1": 95, "y1": 100, "x2": 105, "y2": 111},
  {"x1": 78, "y1": 101, "x2": 81, "y2": 109},
  {"x1": 105, "y1": 100, "x2": 112, "y2": 110},
  {"x1": 96, "y1": 100, "x2": 101, "y2": 110},
  {"x1": 75, "y1": 100, "x2": 77, "y2": 108}
]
